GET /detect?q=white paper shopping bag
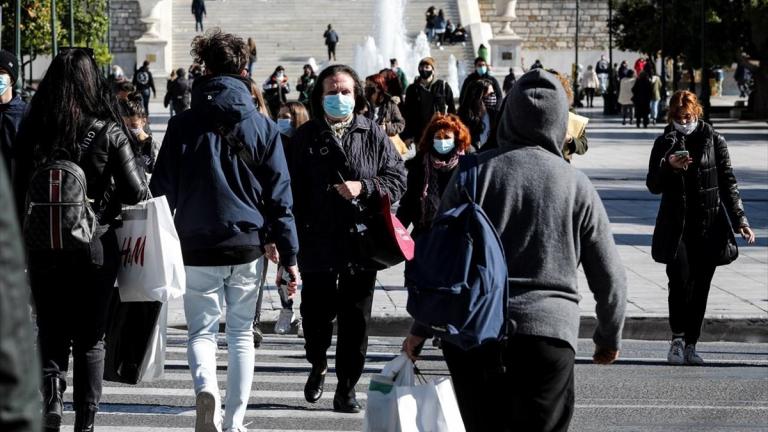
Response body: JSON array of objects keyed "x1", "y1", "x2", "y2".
[
  {"x1": 116, "y1": 196, "x2": 185, "y2": 302},
  {"x1": 396, "y1": 377, "x2": 466, "y2": 432},
  {"x1": 363, "y1": 354, "x2": 416, "y2": 432}
]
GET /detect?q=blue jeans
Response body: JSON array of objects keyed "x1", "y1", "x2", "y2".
[
  {"x1": 184, "y1": 258, "x2": 264, "y2": 431},
  {"x1": 650, "y1": 99, "x2": 660, "y2": 122}
]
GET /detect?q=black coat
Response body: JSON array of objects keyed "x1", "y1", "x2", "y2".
[
  {"x1": 459, "y1": 72, "x2": 503, "y2": 110},
  {"x1": 291, "y1": 115, "x2": 406, "y2": 272},
  {"x1": 632, "y1": 78, "x2": 652, "y2": 117},
  {"x1": 646, "y1": 122, "x2": 749, "y2": 265},
  {"x1": 168, "y1": 77, "x2": 191, "y2": 114},
  {"x1": 14, "y1": 119, "x2": 150, "y2": 225},
  {"x1": 402, "y1": 78, "x2": 456, "y2": 141},
  {"x1": 0, "y1": 94, "x2": 26, "y2": 174},
  {"x1": 395, "y1": 151, "x2": 456, "y2": 237}
]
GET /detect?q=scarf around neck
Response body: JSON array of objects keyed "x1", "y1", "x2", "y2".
[{"x1": 420, "y1": 152, "x2": 461, "y2": 226}]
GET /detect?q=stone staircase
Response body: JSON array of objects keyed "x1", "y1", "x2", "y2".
[{"x1": 171, "y1": 0, "x2": 475, "y2": 91}]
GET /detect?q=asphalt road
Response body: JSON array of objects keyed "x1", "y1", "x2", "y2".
[{"x1": 59, "y1": 331, "x2": 767, "y2": 431}]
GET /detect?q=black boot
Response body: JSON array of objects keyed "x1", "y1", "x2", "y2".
[
  {"x1": 43, "y1": 376, "x2": 65, "y2": 431},
  {"x1": 74, "y1": 404, "x2": 97, "y2": 432}
]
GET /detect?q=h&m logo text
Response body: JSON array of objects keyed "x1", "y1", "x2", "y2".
[{"x1": 120, "y1": 236, "x2": 146, "y2": 267}]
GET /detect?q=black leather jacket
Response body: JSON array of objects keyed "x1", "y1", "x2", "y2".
[
  {"x1": 14, "y1": 119, "x2": 150, "y2": 224},
  {"x1": 646, "y1": 122, "x2": 748, "y2": 264}
]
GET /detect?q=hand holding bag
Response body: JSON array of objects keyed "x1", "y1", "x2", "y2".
[
  {"x1": 115, "y1": 196, "x2": 185, "y2": 302},
  {"x1": 363, "y1": 354, "x2": 416, "y2": 432},
  {"x1": 350, "y1": 178, "x2": 415, "y2": 269}
]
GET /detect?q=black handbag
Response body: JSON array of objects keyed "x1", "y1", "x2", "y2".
[
  {"x1": 709, "y1": 204, "x2": 739, "y2": 266},
  {"x1": 349, "y1": 180, "x2": 414, "y2": 270}
]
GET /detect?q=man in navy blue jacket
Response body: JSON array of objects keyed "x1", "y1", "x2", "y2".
[{"x1": 150, "y1": 30, "x2": 299, "y2": 432}]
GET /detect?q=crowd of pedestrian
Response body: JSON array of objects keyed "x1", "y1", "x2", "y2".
[
  {"x1": 0, "y1": 23, "x2": 758, "y2": 432},
  {"x1": 424, "y1": 6, "x2": 468, "y2": 46}
]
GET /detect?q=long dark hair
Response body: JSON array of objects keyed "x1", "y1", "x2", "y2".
[
  {"x1": 310, "y1": 64, "x2": 367, "y2": 120},
  {"x1": 20, "y1": 48, "x2": 129, "y2": 162},
  {"x1": 457, "y1": 79, "x2": 491, "y2": 139}
]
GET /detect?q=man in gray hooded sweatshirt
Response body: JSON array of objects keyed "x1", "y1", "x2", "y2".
[{"x1": 405, "y1": 69, "x2": 627, "y2": 432}]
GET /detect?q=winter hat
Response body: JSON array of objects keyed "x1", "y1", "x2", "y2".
[
  {"x1": 419, "y1": 57, "x2": 436, "y2": 69},
  {"x1": 0, "y1": 50, "x2": 19, "y2": 84}
]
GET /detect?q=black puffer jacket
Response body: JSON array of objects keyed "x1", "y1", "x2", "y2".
[
  {"x1": 14, "y1": 119, "x2": 150, "y2": 224},
  {"x1": 291, "y1": 115, "x2": 406, "y2": 272},
  {"x1": 646, "y1": 122, "x2": 749, "y2": 264}
]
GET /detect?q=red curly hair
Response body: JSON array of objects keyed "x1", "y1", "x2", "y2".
[
  {"x1": 667, "y1": 90, "x2": 704, "y2": 123},
  {"x1": 418, "y1": 113, "x2": 472, "y2": 154}
]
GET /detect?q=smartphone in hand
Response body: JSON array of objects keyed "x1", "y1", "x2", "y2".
[{"x1": 673, "y1": 150, "x2": 690, "y2": 158}]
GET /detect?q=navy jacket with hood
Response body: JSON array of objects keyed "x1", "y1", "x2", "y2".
[
  {"x1": 0, "y1": 94, "x2": 26, "y2": 174},
  {"x1": 150, "y1": 74, "x2": 298, "y2": 267}
]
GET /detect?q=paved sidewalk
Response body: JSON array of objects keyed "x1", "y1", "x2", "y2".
[{"x1": 148, "y1": 100, "x2": 768, "y2": 342}]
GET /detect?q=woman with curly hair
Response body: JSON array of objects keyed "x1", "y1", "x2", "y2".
[
  {"x1": 647, "y1": 90, "x2": 755, "y2": 366},
  {"x1": 395, "y1": 113, "x2": 471, "y2": 237}
]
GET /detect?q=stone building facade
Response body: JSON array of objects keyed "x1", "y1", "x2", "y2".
[
  {"x1": 109, "y1": 0, "x2": 145, "y2": 72},
  {"x1": 478, "y1": 0, "x2": 638, "y2": 74}
]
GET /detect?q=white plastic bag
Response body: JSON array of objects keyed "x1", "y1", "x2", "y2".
[
  {"x1": 396, "y1": 377, "x2": 466, "y2": 432},
  {"x1": 137, "y1": 301, "x2": 167, "y2": 382},
  {"x1": 363, "y1": 354, "x2": 416, "y2": 432},
  {"x1": 116, "y1": 196, "x2": 185, "y2": 302}
]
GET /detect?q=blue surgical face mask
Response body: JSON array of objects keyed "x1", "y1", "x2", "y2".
[
  {"x1": 433, "y1": 138, "x2": 455, "y2": 155},
  {"x1": 0, "y1": 74, "x2": 10, "y2": 96},
  {"x1": 323, "y1": 93, "x2": 355, "y2": 119},
  {"x1": 476, "y1": 66, "x2": 488, "y2": 75},
  {"x1": 277, "y1": 118, "x2": 294, "y2": 136}
]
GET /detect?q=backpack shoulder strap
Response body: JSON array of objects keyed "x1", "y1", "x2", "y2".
[{"x1": 457, "y1": 154, "x2": 479, "y2": 203}]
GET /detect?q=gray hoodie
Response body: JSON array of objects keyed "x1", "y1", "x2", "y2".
[{"x1": 439, "y1": 69, "x2": 627, "y2": 350}]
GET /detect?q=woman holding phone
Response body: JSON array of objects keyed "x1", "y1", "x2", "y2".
[{"x1": 646, "y1": 90, "x2": 755, "y2": 366}]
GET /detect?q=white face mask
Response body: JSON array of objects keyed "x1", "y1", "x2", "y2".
[
  {"x1": 673, "y1": 120, "x2": 698, "y2": 136},
  {"x1": 130, "y1": 127, "x2": 144, "y2": 136}
]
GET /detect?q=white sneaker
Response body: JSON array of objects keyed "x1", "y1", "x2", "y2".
[
  {"x1": 296, "y1": 318, "x2": 304, "y2": 338},
  {"x1": 684, "y1": 344, "x2": 704, "y2": 365},
  {"x1": 274, "y1": 309, "x2": 294, "y2": 335},
  {"x1": 195, "y1": 391, "x2": 221, "y2": 432},
  {"x1": 667, "y1": 338, "x2": 685, "y2": 365}
]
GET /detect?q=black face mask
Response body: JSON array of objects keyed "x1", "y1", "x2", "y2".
[
  {"x1": 483, "y1": 94, "x2": 497, "y2": 109},
  {"x1": 419, "y1": 69, "x2": 433, "y2": 80}
]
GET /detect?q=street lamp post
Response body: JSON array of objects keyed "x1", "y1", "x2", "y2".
[
  {"x1": 14, "y1": 0, "x2": 20, "y2": 91},
  {"x1": 574, "y1": 0, "x2": 580, "y2": 107},
  {"x1": 51, "y1": 0, "x2": 58, "y2": 57},
  {"x1": 69, "y1": 0, "x2": 74, "y2": 47},
  {"x1": 604, "y1": 0, "x2": 617, "y2": 114}
]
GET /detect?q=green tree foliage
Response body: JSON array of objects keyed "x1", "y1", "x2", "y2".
[
  {"x1": 609, "y1": 0, "x2": 762, "y2": 68},
  {"x1": 0, "y1": 0, "x2": 111, "y2": 67}
]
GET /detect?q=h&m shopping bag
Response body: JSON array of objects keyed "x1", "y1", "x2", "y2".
[
  {"x1": 104, "y1": 297, "x2": 167, "y2": 384},
  {"x1": 363, "y1": 354, "x2": 416, "y2": 432},
  {"x1": 115, "y1": 196, "x2": 185, "y2": 302},
  {"x1": 396, "y1": 377, "x2": 466, "y2": 432}
]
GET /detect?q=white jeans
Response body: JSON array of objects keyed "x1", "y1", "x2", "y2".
[{"x1": 185, "y1": 258, "x2": 264, "y2": 431}]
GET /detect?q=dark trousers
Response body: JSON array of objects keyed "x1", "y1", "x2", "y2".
[
  {"x1": 29, "y1": 231, "x2": 119, "y2": 410},
  {"x1": 327, "y1": 43, "x2": 337, "y2": 61},
  {"x1": 300, "y1": 270, "x2": 376, "y2": 397},
  {"x1": 584, "y1": 88, "x2": 595, "y2": 107},
  {"x1": 666, "y1": 235, "x2": 717, "y2": 345},
  {"x1": 442, "y1": 341, "x2": 506, "y2": 432},
  {"x1": 502, "y1": 335, "x2": 576, "y2": 432},
  {"x1": 194, "y1": 14, "x2": 204, "y2": 32},
  {"x1": 140, "y1": 89, "x2": 151, "y2": 115},
  {"x1": 442, "y1": 335, "x2": 575, "y2": 432}
]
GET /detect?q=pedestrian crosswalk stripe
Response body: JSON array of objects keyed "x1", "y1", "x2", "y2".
[
  {"x1": 59, "y1": 427, "x2": 343, "y2": 432},
  {"x1": 65, "y1": 387, "x2": 368, "y2": 400},
  {"x1": 164, "y1": 346, "x2": 399, "y2": 360},
  {"x1": 162, "y1": 359, "x2": 388, "y2": 371},
  {"x1": 65, "y1": 405, "x2": 365, "y2": 419}
]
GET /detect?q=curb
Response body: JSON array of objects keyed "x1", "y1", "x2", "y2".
[{"x1": 169, "y1": 316, "x2": 768, "y2": 343}]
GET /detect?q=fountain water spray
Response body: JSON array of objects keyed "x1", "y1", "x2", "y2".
[{"x1": 353, "y1": 0, "x2": 430, "y2": 84}]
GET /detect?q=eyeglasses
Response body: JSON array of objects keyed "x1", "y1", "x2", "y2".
[{"x1": 59, "y1": 47, "x2": 95, "y2": 60}]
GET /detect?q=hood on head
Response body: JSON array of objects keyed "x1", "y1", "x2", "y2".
[
  {"x1": 496, "y1": 69, "x2": 568, "y2": 157},
  {"x1": 191, "y1": 74, "x2": 256, "y2": 128}
]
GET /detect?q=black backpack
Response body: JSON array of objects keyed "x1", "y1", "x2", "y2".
[{"x1": 23, "y1": 121, "x2": 106, "y2": 252}]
